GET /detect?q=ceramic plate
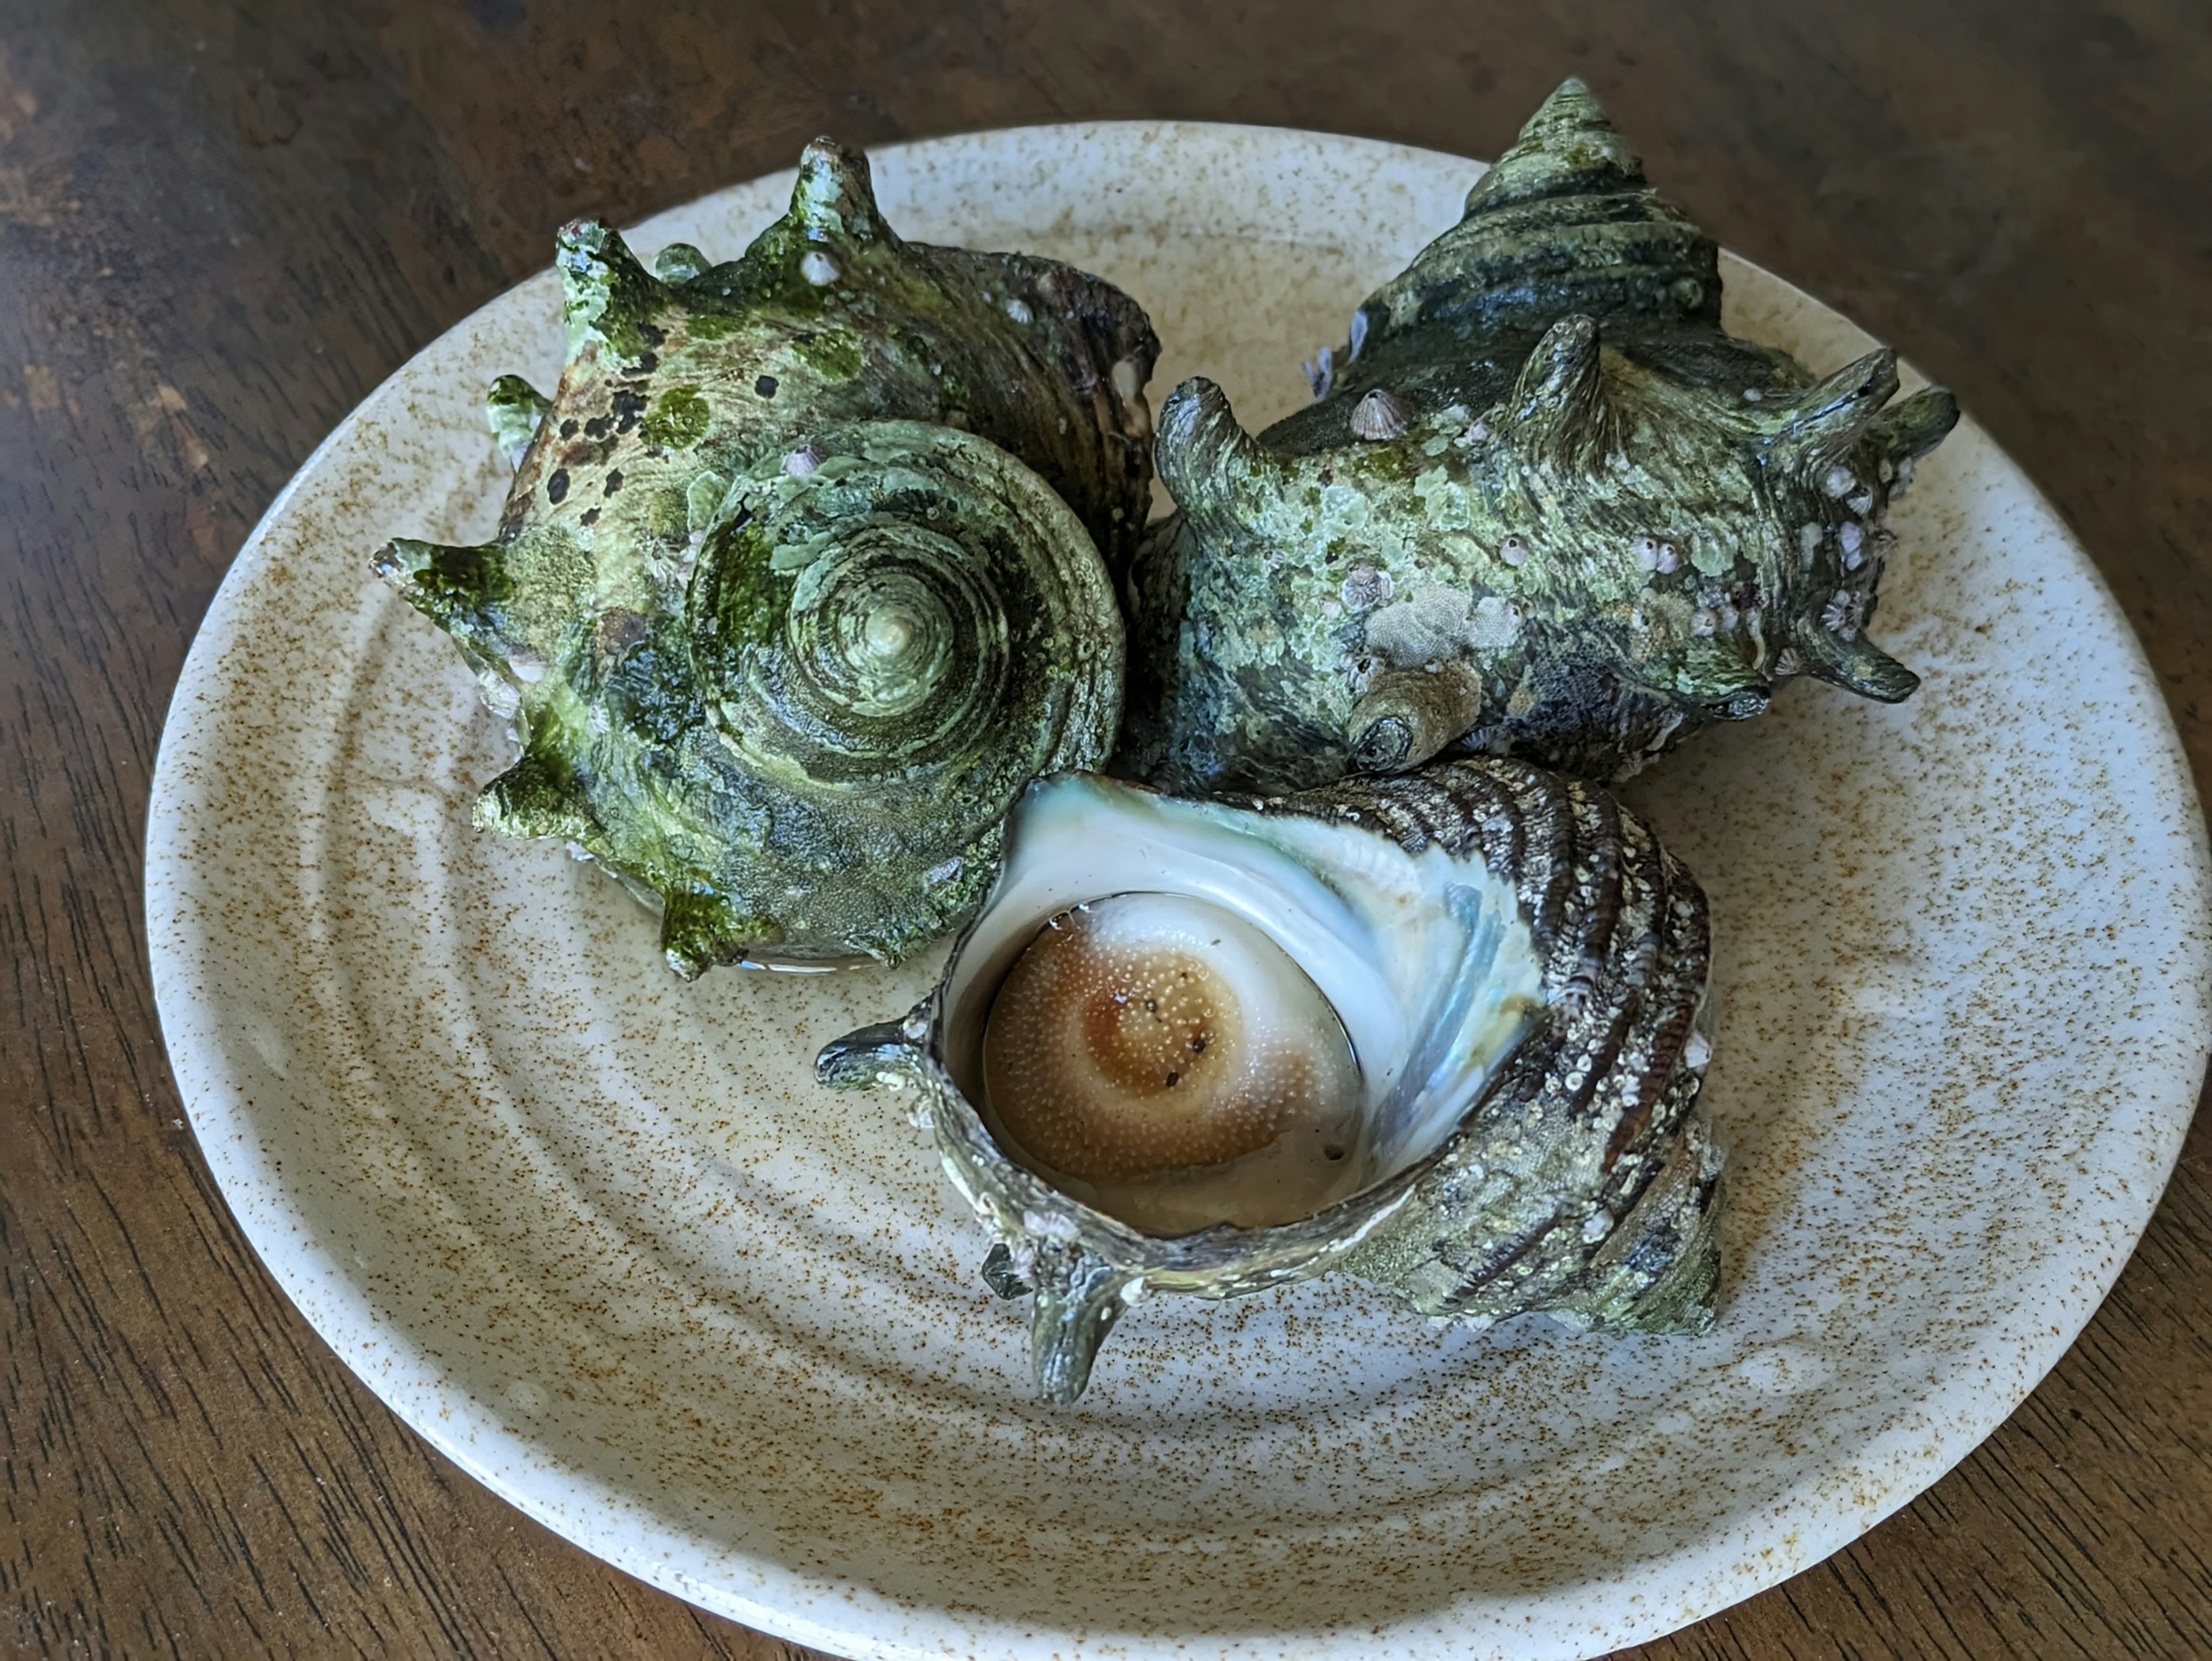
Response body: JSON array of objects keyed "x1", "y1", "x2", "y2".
[{"x1": 147, "y1": 122, "x2": 2211, "y2": 1661}]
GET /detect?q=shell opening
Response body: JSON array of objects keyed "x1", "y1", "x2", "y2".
[
  {"x1": 940, "y1": 775, "x2": 1546, "y2": 1240},
  {"x1": 981, "y1": 894, "x2": 1364, "y2": 1234}
]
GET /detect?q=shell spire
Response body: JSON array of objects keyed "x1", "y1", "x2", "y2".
[
  {"x1": 1344, "y1": 76, "x2": 1720, "y2": 367},
  {"x1": 1462, "y1": 75, "x2": 1646, "y2": 213}
]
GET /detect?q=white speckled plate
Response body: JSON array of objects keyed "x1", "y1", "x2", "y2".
[{"x1": 147, "y1": 123, "x2": 2211, "y2": 1661}]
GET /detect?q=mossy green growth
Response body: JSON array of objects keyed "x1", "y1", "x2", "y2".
[
  {"x1": 640, "y1": 384, "x2": 711, "y2": 449},
  {"x1": 791, "y1": 328, "x2": 865, "y2": 381},
  {"x1": 374, "y1": 138, "x2": 1154, "y2": 972},
  {"x1": 1118, "y1": 78, "x2": 1959, "y2": 793}
]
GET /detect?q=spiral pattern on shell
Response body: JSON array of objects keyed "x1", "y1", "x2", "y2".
[{"x1": 688, "y1": 421, "x2": 1120, "y2": 805}]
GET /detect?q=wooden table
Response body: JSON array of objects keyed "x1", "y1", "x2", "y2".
[{"x1": 5, "y1": 2, "x2": 2207, "y2": 1655}]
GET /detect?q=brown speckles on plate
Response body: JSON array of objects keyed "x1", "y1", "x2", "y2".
[{"x1": 144, "y1": 123, "x2": 2212, "y2": 1661}]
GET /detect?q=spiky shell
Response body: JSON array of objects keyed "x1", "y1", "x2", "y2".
[
  {"x1": 817, "y1": 759, "x2": 1719, "y2": 1404},
  {"x1": 375, "y1": 141, "x2": 1158, "y2": 972},
  {"x1": 1116, "y1": 78, "x2": 1959, "y2": 794}
]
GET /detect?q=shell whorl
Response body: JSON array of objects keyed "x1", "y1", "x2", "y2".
[{"x1": 688, "y1": 421, "x2": 1122, "y2": 798}]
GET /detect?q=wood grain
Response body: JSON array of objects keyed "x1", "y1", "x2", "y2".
[{"x1": 2, "y1": 1, "x2": 2206, "y2": 1656}]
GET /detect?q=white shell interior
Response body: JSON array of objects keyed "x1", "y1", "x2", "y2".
[
  {"x1": 938, "y1": 778, "x2": 1539, "y2": 1194},
  {"x1": 145, "y1": 123, "x2": 2212, "y2": 1661},
  {"x1": 942, "y1": 774, "x2": 1543, "y2": 1219}
]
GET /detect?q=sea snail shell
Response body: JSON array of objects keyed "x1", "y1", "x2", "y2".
[
  {"x1": 820, "y1": 759, "x2": 1723, "y2": 1403},
  {"x1": 1116, "y1": 77, "x2": 1959, "y2": 795},
  {"x1": 375, "y1": 139, "x2": 1156, "y2": 971}
]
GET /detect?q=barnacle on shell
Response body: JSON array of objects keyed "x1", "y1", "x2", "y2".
[
  {"x1": 1116, "y1": 78, "x2": 1960, "y2": 794},
  {"x1": 820, "y1": 759, "x2": 1719, "y2": 1403},
  {"x1": 375, "y1": 140, "x2": 1158, "y2": 972}
]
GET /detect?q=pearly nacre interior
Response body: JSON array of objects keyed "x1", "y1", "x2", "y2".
[{"x1": 938, "y1": 774, "x2": 1545, "y2": 1241}]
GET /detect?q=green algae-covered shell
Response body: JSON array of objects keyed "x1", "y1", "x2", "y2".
[
  {"x1": 376, "y1": 141, "x2": 1157, "y2": 972},
  {"x1": 1118, "y1": 79, "x2": 1959, "y2": 794}
]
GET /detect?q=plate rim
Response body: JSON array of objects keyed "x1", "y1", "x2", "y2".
[{"x1": 146, "y1": 117, "x2": 2212, "y2": 1661}]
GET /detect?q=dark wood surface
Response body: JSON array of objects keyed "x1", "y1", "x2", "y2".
[{"x1": 4, "y1": 2, "x2": 2208, "y2": 1655}]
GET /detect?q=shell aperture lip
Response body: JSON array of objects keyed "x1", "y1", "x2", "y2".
[
  {"x1": 938, "y1": 775, "x2": 1547, "y2": 1213},
  {"x1": 980, "y1": 892, "x2": 1365, "y2": 1235}
]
